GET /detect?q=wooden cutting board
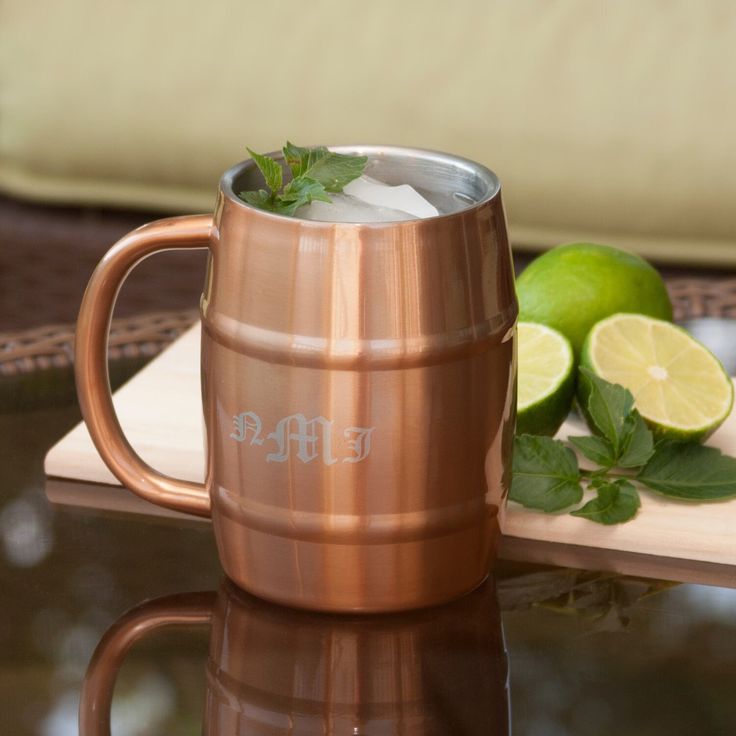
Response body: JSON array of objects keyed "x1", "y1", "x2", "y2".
[{"x1": 45, "y1": 323, "x2": 736, "y2": 567}]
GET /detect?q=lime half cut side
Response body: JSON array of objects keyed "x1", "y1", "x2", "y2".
[
  {"x1": 581, "y1": 313, "x2": 734, "y2": 442},
  {"x1": 517, "y1": 322, "x2": 576, "y2": 437}
]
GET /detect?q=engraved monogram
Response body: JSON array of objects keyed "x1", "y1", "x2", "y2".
[{"x1": 230, "y1": 411, "x2": 375, "y2": 465}]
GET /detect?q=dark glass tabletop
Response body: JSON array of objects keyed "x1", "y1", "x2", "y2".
[{"x1": 2, "y1": 358, "x2": 736, "y2": 736}]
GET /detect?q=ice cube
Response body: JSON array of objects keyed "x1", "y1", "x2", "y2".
[
  {"x1": 343, "y1": 176, "x2": 439, "y2": 219},
  {"x1": 296, "y1": 193, "x2": 417, "y2": 223},
  {"x1": 296, "y1": 175, "x2": 440, "y2": 222}
]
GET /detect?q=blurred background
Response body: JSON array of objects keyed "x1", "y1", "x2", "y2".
[
  {"x1": 1, "y1": 0, "x2": 735, "y2": 330},
  {"x1": 1, "y1": 4, "x2": 736, "y2": 735}
]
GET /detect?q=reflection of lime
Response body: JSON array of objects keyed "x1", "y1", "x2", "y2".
[
  {"x1": 581, "y1": 313, "x2": 734, "y2": 442},
  {"x1": 517, "y1": 243, "x2": 673, "y2": 357},
  {"x1": 517, "y1": 322, "x2": 575, "y2": 436}
]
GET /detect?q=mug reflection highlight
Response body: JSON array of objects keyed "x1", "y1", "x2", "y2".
[{"x1": 79, "y1": 579, "x2": 510, "y2": 735}]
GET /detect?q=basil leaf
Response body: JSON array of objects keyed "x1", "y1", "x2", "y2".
[
  {"x1": 637, "y1": 442, "x2": 736, "y2": 500},
  {"x1": 569, "y1": 435, "x2": 616, "y2": 467},
  {"x1": 571, "y1": 479, "x2": 640, "y2": 525},
  {"x1": 579, "y1": 368, "x2": 635, "y2": 455},
  {"x1": 618, "y1": 410, "x2": 655, "y2": 468},
  {"x1": 510, "y1": 435, "x2": 583, "y2": 512},
  {"x1": 246, "y1": 148, "x2": 282, "y2": 193}
]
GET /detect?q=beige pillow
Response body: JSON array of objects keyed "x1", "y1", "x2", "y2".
[{"x1": 1, "y1": 0, "x2": 735, "y2": 265}]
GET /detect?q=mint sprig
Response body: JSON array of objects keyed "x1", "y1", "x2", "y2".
[
  {"x1": 511, "y1": 369, "x2": 736, "y2": 525},
  {"x1": 239, "y1": 142, "x2": 368, "y2": 216}
]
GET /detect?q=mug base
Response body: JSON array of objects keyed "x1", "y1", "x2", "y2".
[{"x1": 212, "y1": 509, "x2": 500, "y2": 613}]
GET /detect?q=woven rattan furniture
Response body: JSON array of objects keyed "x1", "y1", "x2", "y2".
[
  {"x1": 0, "y1": 195, "x2": 207, "y2": 332},
  {"x1": 0, "y1": 309, "x2": 198, "y2": 379},
  {"x1": 0, "y1": 309, "x2": 198, "y2": 410}
]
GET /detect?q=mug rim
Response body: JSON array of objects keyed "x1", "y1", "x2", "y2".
[{"x1": 218, "y1": 144, "x2": 502, "y2": 227}]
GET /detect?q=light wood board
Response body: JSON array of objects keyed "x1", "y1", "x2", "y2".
[{"x1": 45, "y1": 323, "x2": 736, "y2": 568}]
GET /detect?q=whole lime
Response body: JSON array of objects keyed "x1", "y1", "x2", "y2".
[{"x1": 516, "y1": 243, "x2": 673, "y2": 357}]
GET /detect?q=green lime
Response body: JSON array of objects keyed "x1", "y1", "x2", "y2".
[
  {"x1": 517, "y1": 322, "x2": 575, "y2": 436},
  {"x1": 580, "y1": 313, "x2": 734, "y2": 442},
  {"x1": 517, "y1": 242, "x2": 673, "y2": 358}
]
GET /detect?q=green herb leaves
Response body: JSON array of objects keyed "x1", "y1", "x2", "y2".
[
  {"x1": 510, "y1": 436, "x2": 583, "y2": 512},
  {"x1": 246, "y1": 148, "x2": 282, "y2": 193},
  {"x1": 283, "y1": 141, "x2": 326, "y2": 178},
  {"x1": 239, "y1": 142, "x2": 368, "y2": 216},
  {"x1": 571, "y1": 479, "x2": 641, "y2": 524},
  {"x1": 273, "y1": 177, "x2": 332, "y2": 217},
  {"x1": 512, "y1": 432, "x2": 643, "y2": 524},
  {"x1": 618, "y1": 412, "x2": 655, "y2": 468},
  {"x1": 575, "y1": 368, "x2": 655, "y2": 468},
  {"x1": 511, "y1": 369, "x2": 736, "y2": 525},
  {"x1": 638, "y1": 442, "x2": 736, "y2": 500},
  {"x1": 568, "y1": 435, "x2": 616, "y2": 467},
  {"x1": 282, "y1": 142, "x2": 368, "y2": 192},
  {"x1": 579, "y1": 367, "x2": 634, "y2": 457}
]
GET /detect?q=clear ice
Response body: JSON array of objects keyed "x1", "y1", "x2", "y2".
[{"x1": 296, "y1": 176, "x2": 439, "y2": 223}]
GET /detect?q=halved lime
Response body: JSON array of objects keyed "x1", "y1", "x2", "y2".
[
  {"x1": 580, "y1": 313, "x2": 734, "y2": 442},
  {"x1": 517, "y1": 322, "x2": 576, "y2": 436}
]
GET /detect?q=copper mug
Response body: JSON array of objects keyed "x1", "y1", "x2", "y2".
[
  {"x1": 79, "y1": 579, "x2": 510, "y2": 735},
  {"x1": 75, "y1": 146, "x2": 517, "y2": 612}
]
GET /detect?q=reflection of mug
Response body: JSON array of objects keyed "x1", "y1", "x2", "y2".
[
  {"x1": 75, "y1": 146, "x2": 517, "y2": 612},
  {"x1": 79, "y1": 579, "x2": 509, "y2": 735}
]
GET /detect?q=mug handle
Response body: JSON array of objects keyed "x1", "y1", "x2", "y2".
[
  {"x1": 79, "y1": 592, "x2": 215, "y2": 735},
  {"x1": 75, "y1": 215, "x2": 213, "y2": 517}
]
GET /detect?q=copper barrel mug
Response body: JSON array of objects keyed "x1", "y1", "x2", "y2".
[{"x1": 75, "y1": 146, "x2": 518, "y2": 612}]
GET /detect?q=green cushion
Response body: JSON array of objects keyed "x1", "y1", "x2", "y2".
[{"x1": 1, "y1": 1, "x2": 735, "y2": 265}]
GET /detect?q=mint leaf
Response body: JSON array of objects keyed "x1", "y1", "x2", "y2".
[
  {"x1": 240, "y1": 142, "x2": 368, "y2": 216},
  {"x1": 514, "y1": 372, "x2": 734, "y2": 525},
  {"x1": 579, "y1": 367, "x2": 635, "y2": 455},
  {"x1": 575, "y1": 373, "x2": 653, "y2": 468},
  {"x1": 569, "y1": 435, "x2": 616, "y2": 467},
  {"x1": 273, "y1": 177, "x2": 331, "y2": 216},
  {"x1": 283, "y1": 141, "x2": 367, "y2": 191},
  {"x1": 246, "y1": 148, "x2": 282, "y2": 193},
  {"x1": 637, "y1": 442, "x2": 736, "y2": 500},
  {"x1": 302, "y1": 151, "x2": 369, "y2": 192},
  {"x1": 282, "y1": 141, "x2": 329, "y2": 178},
  {"x1": 510, "y1": 435, "x2": 583, "y2": 512},
  {"x1": 618, "y1": 410, "x2": 654, "y2": 468},
  {"x1": 283, "y1": 141, "x2": 368, "y2": 192},
  {"x1": 239, "y1": 189, "x2": 275, "y2": 211},
  {"x1": 571, "y1": 479, "x2": 640, "y2": 524}
]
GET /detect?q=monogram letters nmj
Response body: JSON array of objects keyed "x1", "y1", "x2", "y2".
[{"x1": 230, "y1": 411, "x2": 374, "y2": 465}]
